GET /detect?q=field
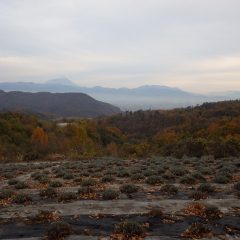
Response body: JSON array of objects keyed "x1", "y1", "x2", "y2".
[{"x1": 0, "y1": 157, "x2": 240, "y2": 240}]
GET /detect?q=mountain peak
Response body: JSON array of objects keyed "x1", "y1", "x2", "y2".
[{"x1": 45, "y1": 78, "x2": 76, "y2": 86}]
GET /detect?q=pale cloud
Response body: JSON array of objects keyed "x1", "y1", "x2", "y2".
[
  {"x1": 0, "y1": 0, "x2": 240, "y2": 92},
  {"x1": 185, "y1": 56, "x2": 240, "y2": 73},
  {"x1": 0, "y1": 53, "x2": 142, "y2": 83}
]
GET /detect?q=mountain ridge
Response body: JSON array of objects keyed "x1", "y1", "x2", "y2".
[
  {"x1": 0, "y1": 79, "x2": 239, "y2": 110},
  {"x1": 0, "y1": 90, "x2": 121, "y2": 118}
]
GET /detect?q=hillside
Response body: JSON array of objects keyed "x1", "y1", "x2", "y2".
[
  {"x1": 103, "y1": 100, "x2": 240, "y2": 158},
  {"x1": 106, "y1": 100, "x2": 240, "y2": 139},
  {"x1": 0, "y1": 90, "x2": 121, "y2": 118}
]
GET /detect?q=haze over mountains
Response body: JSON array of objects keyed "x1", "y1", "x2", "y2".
[{"x1": 0, "y1": 78, "x2": 239, "y2": 110}]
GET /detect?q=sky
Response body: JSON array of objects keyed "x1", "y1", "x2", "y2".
[{"x1": 0, "y1": 0, "x2": 240, "y2": 93}]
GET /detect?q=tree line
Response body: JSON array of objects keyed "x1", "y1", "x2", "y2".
[{"x1": 1, "y1": 100, "x2": 240, "y2": 162}]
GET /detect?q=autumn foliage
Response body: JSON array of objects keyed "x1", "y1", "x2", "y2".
[
  {"x1": 31, "y1": 127, "x2": 48, "y2": 146},
  {"x1": 1, "y1": 100, "x2": 240, "y2": 162}
]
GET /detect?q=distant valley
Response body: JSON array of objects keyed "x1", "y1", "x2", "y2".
[{"x1": 0, "y1": 78, "x2": 239, "y2": 110}]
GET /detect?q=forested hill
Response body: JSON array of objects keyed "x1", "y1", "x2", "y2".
[
  {"x1": 102, "y1": 100, "x2": 240, "y2": 158},
  {"x1": 1, "y1": 100, "x2": 240, "y2": 162},
  {"x1": 0, "y1": 90, "x2": 121, "y2": 118},
  {"x1": 105, "y1": 100, "x2": 240, "y2": 139}
]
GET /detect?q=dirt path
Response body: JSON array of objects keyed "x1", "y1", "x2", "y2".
[{"x1": 1, "y1": 198, "x2": 239, "y2": 219}]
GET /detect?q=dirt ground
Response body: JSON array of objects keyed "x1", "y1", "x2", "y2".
[{"x1": 0, "y1": 157, "x2": 239, "y2": 239}]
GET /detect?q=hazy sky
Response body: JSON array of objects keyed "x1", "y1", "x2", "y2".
[{"x1": 0, "y1": 0, "x2": 240, "y2": 93}]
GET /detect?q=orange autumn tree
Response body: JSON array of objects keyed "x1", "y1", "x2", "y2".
[
  {"x1": 154, "y1": 129, "x2": 179, "y2": 147},
  {"x1": 31, "y1": 127, "x2": 48, "y2": 146}
]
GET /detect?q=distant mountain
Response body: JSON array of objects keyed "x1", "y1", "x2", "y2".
[
  {"x1": 45, "y1": 77, "x2": 77, "y2": 86},
  {"x1": 0, "y1": 79, "x2": 239, "y2": 110},
  {"x1": 0, "y1": 90, "x2": 121, "y2": 118},
  {"x1": 0, "y1": 79, "x2": 79, "y2": 93}
]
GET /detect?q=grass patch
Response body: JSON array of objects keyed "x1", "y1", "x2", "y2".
[
  {"x1": 161, "y1": 184, "x2": 178, "y2": 194},
  {"x1": 58, "y1": 192, "x2": 77, "y2": 202},
  {"x1": 13, "y1": 193, "x2": 32, "y2": 204},
  {"x1": 117, "y1": 221, "x2": 145, "y2": 237},
  {"x1": 214, "y1": 174, "x2": 231, "y2": 184},
  {"x1": 197, "y1": 183, "x2": 215, "y2": 193},
  {"x1": 0, "y1": 190, "x2": 15, "y2": 200},
  {"x1": 15, "y1": 181, "x2": 28, "y2": 189},
  {"x1": 146, "y1": 175, "x2": 163, "y2": 185},
  {"x1": 120, "y1": 184, "x2": 139, "y2": 194},
  {"x1": 49, "y1": 181, "x2": 63, "y2": 188},
  {"x1": 40, "y1": 187, "x2": 57, "y2": 199},
  {"x1": 102, "y1": 189, "x2": 119, "y2": 200},
  {"x1": 46, "y1": 222, "x2": 72, "y2": 240},
  {"x1": 81, "y1": 178, "x2": 96, "y2": 187},
  {"x1": 8, "y1": 179, "x2": 19, "y2": 185}
]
